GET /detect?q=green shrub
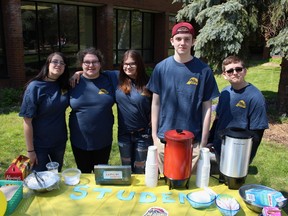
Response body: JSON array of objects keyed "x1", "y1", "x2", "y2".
[
  {"x1": 0, "y1": 88, "x2": 23, "y2": 112},
  {"x1": 146, "y1": 67, "x2": 153, "y2": 76}
]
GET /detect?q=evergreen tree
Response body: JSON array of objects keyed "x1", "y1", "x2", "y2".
[
  {"x1": 267, "y1": 0, "x2": 288, "y2": 113},
  {"x1": 173, "y1": 0, "x2": 288, "y2": 113}
]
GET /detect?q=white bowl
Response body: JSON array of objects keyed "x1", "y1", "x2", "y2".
[
  {"x1": 62, "y1": 168, "x2": 81, "y2": 186},
  {"x1": 216, "y1": 194, "x2": 240, "y2": 216},
  {"x1": 186, "y1": 190, "x2": 216, "y2": 209}
]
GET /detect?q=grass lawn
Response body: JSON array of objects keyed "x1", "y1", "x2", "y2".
[{"x1": 0, "y1": 57, "x2": 287, "y2": 214}]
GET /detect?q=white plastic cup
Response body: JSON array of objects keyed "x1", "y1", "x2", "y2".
[
  {"x1": 46, "y1": 162, "x2": 59, "y2": 173},
  {"x1": 196, "y1": 147, "x2": 211, "y2": 188},
  {"x1": 145, "y1": 178, "x2": 158, "y2": 187},
  {"x1": 145, "y1": 162, "x2": 158, "y2": 187},
  {"x1": 145, "y1": 163, "x2": 158, "y2": 174},
  {"x1": 146, "y1": 145, "x2": 158, "y2": 165}
]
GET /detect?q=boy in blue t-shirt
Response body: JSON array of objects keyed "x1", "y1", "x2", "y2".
[
  {"x1": 147, "y1": 22, "x2": 220, "y2": 174},
  {"x1": 209, "y1": 56, "x2": 269, "y2": 164}
]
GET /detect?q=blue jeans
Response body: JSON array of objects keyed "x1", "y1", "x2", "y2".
[
  {"x1": 33, "y1": 144, "x2": 66, "y2": 172},
  {"x1": 118, "y1": 129, "x2": 153, "y2": 174}
]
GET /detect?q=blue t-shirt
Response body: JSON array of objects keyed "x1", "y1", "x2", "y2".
[
  {"x1": 116, "y1": 82, "x2": 151, "y2": 135},
  {"x1": 69, "y1": 71, "x2": 118, "y2": 151},
  {"x1": 19, "y1": 80, "x2": 69, "y2": 148},
  {"x1": 146, "y1": 56, "x2": 220, "y2": 141},
  {"x1": 213, "y1": 83, "x2": 269, "y2": 153}
]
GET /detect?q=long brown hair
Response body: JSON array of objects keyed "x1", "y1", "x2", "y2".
[{"x1": 119, "y1": 50, "x2": 151, "y2": 96}]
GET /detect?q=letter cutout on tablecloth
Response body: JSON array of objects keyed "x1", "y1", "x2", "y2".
[
  {"x1": 70, "y1": 185, "x2": 89, "y2": 200},
  {"x1": 162, "y1": 192, "x2": 176, "y2": 203},
  {"x1": 93, "y1": 188, "x2": 112, "y2": 199},
  {"x1": 117, "y1": 190, "x2": 135, "y2": 201},
  {"x1": 69, "y1": 186, "x2": 188, "y2": 204},
  {"x1": 139, "y1": 192, "x2": 157, "y2": 203},
  {"x1": 178, "y1": 193, "x2": 187, "y2": 204}
]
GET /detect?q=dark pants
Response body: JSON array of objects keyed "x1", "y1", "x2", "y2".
[
  {"x1": 72, "y1": 145, "x2": 111, "y2": 173},
  {"x1": 118, "y1": 129, "x2": 153, "y2": 174},
  {"x1": 33, "y1": 144, "x2": 66, "y2": 172}
]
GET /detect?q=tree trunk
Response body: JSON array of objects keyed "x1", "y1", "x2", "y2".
[
  {"x1": 277, "y1": 57, "x2": 288, "y2": 114},
  {"x1": 262, "y1": 46, "x2": 270, "y2": 59}
]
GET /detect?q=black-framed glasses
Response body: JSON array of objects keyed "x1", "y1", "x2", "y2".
[
  {"x1": 225, "y1": 67, "x2": 243, "y2": 74},
  {"x1": 83, "y1": 61, "x2": 100, "y2": 66},
  {"x1": 123, "y1": 62, "x2": 136, "y2": 68},
  {"x1": 51, "y1": 60, "x2": 66, "y2": 66}
]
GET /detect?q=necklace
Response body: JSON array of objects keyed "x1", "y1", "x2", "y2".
[{"x1": 46, "y1": 76, "x2": 57, "y2": 81}]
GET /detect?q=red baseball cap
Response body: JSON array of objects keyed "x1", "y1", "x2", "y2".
[{"x1": 171, "y1": 22, "x2": 195, "y2": 37}]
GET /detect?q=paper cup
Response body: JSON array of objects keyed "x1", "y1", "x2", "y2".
[
  {"x1": 145, "y1": 163, "x2": 158, "y2": 173},
  {"x1": 145, "y1": 163, "x2": 158, "y2": 187},
  {"x1": 145, "y1": 177, "x2": 158, "y2": 187},
  {"x1": 146, "y1": 146, "x2": 158, "y2": 165}
]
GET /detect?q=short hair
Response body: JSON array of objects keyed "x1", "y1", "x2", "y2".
[
  {"x1": 222, "y1": 56, "x2": 245, "y2": 72},
  {"x1": 77, "y1": 47, "x2": 104, "y2": 72}
]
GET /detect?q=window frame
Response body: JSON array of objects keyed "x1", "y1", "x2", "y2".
[{"x1": 113, "y1": 9, "x2": 154, "y2": 66}]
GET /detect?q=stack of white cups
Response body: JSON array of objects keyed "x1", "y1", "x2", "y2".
[{"x1": 145, "y1": 145, "x2": 158, "y2": 187}]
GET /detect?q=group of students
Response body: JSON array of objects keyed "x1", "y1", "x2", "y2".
[{"x1": 19, "y1": 22, "x2": 268, "y2": 176}]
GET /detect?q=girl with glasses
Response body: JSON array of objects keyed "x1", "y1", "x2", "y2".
[
  {"x1": 70, "y1": 49, "x2": 152, "y2": 174},
  {"x1": 19, "y1": 52, "x2": 70, "y2": 172},
  {"x1": 69, "y1": 47, "x2": 118, "y2": 173},
  {"x1": 116, "y1": 50, "x2": 153, "y2": 174}
]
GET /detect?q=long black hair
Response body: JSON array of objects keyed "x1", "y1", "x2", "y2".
[{"x1": 24, "y1": 52, "x2": 70, "y2": 90}]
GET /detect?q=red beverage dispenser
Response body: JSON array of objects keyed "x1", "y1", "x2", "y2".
[{"x1": 164, "y1": 129, "x2": 194, "y2": 189}]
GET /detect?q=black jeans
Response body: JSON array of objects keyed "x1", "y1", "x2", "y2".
[
  {"x1": 33, "y1": 144, "x2": 66, "y2": 172},
  {"x1": 72, "y1": 145, "x2": 111, "y2": 173}
]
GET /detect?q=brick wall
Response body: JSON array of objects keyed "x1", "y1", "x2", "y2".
[{"x1": 1, "y1": 0, "x2": 25, "y2": 88}]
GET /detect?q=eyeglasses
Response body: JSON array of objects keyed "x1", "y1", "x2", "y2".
[
  {"x1": 225, "y1": 67, "x2": 244, "y2": 74},
  {"x1": 51, "y1": 60, "x2": 66, "y2": 66},
  {"x1": 83, "y1": 61, "x2": 100, "y2": 66},
  {"x1": 123, "y1": 62, "x2": 136, "y2": 68}
]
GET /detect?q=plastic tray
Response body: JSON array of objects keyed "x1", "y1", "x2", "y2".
[
  {"x1": 0, "y1": 180, "x2": 23, "y2": 215},
  {"x1": 94, "y1": 165, "x2": 131, "y2": 185}
]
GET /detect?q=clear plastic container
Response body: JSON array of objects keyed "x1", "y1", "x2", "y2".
[{"x1": 62, "y1": 168, "x2": 81, "y2": 186}]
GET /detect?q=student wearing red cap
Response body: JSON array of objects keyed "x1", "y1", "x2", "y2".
[{"x1": 147, "y1": 22, "x2": 220, "y2": 174}]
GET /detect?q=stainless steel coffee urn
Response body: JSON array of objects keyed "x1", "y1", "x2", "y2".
[{"x1": 219, "y1": 127, "x2": 254, "y2": 189}]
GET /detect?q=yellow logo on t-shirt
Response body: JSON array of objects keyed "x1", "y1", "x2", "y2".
[
  {"x1": 99, "y1": 89, "x2": 109, "y2": 94},
  {"x1": 140, "y1": 90, "x2": 152, "y2": 97},
  {"x1": 186, "y1": 77, "x2": 198, "y2": 85},
  {"x1": 236, "y1": 100, "x2": 246, "y2": 108},
  {"x1": 61, "y1": 89, "x2": 68, "y2": 95}
]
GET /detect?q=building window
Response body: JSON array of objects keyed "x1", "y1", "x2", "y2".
[
  {"x1": 0, "y1": 6, "x2": 7, "y2": 78},
  {"x1": 21, "y1": 1, "x2": 95, "y2": 76},
  {"x1": 113, "y1": 9, "x2": 154, "y2": 65}
]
